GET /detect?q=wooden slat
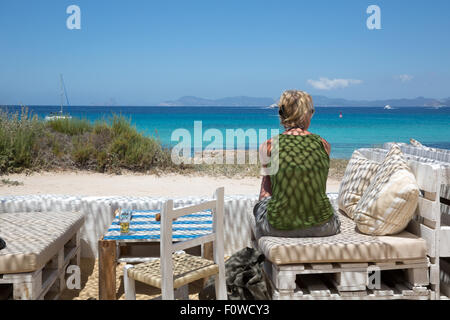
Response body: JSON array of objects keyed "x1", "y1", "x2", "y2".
[
  {"x1": 334, "y1": 271, "x2": 367, "y2": 292},
  {"x1": 171, "y1": 200, "x2": 217, "y2": 219},
  {"x1": 299, "y1": 276, "x2": 331, "y2": 297},
  {"x1": 160, "y1": 201, "x2": 175, "y2": 299},
  {"x1": 407, "y1": 219, "x2": 437, "y2": 257},
  {"x1": 212, "y1": 187, "x2": 227, "y2": 300},
  {"x1": 310, "y1": 263, "x2": 333, "y2": 270},
  {"x1": 405, "y1": 160, "x2": 440, "y2": 193},
  {"x1": 337, "y1": 262, "x2": 369, "y2": 269},
  {"x1": 372, "y1": 282, "x2": 394, "y2": 297},
  {"x1": 172, "y1": 233, "x2": 215, "y2": 252},
  {"x1": 361, "y1": 148, "x2": 441, "y2": 193},
  {"x1": 374, "y1": 261, "x2": 396, "y2": 267},
  {"x1": 406, "y1": 267, "x2": 429, "y2": 286},
  {"x1": 416, "y1": 197, "x2": 440, "y2": 222},
  {"x1": 440, "y1": 226, "x2": 450, "y2": 257}
]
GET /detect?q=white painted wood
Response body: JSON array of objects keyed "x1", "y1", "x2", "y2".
[
  {"x1": 407, "y1": 219, "x2": 437, "y2": 257},
  {"x1": 117, "y1": 257, "x2": 159, "y2": 264},
  {"x1": 13, "y1": 282, "x2": 35, "y2": 300},
  {"x1": 374, "y1": 261, "x2": 396, "y2": 267},
  {"x1": 440, "y1": 226, "x2": 450, "y2": 257},
  {"x1": 360, "y1": 149, "x2": 440, "y2": 193},
  {"x1": 337, "y1": 262, "x2": 369, "y2": 269},
  {"x1": 274, "y1": 271, "x2": 297, "y2": 290},
  {"x1": 172, "y1": 234, "x2": 216, "y2": 252},
  {"x1": 372, "y1": 282, "x2": 394, "y2": 297},
  {"x1": 123, "y1": 187, "x2": 227, "y2": 300},
  {"x1": 171, "y1": 201, "x2": 217, "y2": 219},
  {"x1": 406, "y1": 268, "x2": 429, "y2": 286},
  {"x1": 123, "y1": 265, "x2": 136, "y2": 300},
  {"x1": 277, "y1": 264, "x2": 305, "y2": 272},
  {"x1": 299, "y1": 276, "x2": 331, "y2": 297},
  {"x1": 212, "y1": 187, "x2": 227, "y2": 300},
  {"x1": 339, "y1": 290, "x2": 367, "y2": 297},
  {"x1": 0, "y1": 227, "x2": 81, "y2": 300},
  {"x1": 334, "y1": 271, "x2": 367, "y2": 292},
  {"x1": 416, "y1": 197, "x2": 440, "y2": 222},
  {"x1": 160, "y1": 200, "x2": 175, "y2": 300},
  {"x1": 310, "y1": 263, "x2": 333, "y2": 270},
  {"x1": 407, "y1": 161, "x2": 440, "y2": 193}
]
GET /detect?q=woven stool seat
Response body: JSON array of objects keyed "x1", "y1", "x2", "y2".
[{"x1": 127, "y1": 253, "x2": 219, "y2": 289}]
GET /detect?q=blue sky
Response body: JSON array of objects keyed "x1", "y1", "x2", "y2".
[{"x1": 0, "y1": 0, "x2": 449, "y2": 106}]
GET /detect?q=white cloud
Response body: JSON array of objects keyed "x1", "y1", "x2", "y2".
[
  {"x1": 396, "y1": 74, "x2": 414, "y2": 82},
  {"x1": 307, "y1": 77, "x2": 363, "y2": 90}
]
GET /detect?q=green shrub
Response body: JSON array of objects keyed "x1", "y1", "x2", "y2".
[
  {"x1": 0, "y1": 108, "x2": 42, "y2": 173},
  {"x1": 47, "y1": 117, "x2": 92, "y2": 136},
  {"x1": 72, "y1": 137, "x2": 95, "y2": 167}
]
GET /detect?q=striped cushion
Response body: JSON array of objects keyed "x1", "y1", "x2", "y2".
[
  {"x1": 354, "y1": 145, "x2": 420, "y2": 235},
  {"x1": 338, "y1": 150, "x2": 379, "y2": 218}
]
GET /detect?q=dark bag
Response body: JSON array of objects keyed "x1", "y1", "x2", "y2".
[
  {"x1": 199, "y1": 247, "x2": 272, "y2": 300},
  {"x1": 0, "y1": 237, "x2": 6, "y2": 251}
]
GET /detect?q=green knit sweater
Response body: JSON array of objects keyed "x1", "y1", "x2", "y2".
[{"x1": 267, "y1": 134, "x2": 334, "y2": 230}]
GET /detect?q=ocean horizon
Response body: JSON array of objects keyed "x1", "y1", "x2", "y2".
[{"x1": 2, "y1": 105, "x2": 449, "y2": 159}]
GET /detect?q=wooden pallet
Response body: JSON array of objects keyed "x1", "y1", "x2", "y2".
[
  {"x1": 266, "y1": 259, "x2": 431, "y2": 300},
  {"x1": 0, "y1": 231, "x2": 81, "y2": 300}
]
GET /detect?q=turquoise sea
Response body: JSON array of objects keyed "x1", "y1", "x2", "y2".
[{"x1": 2, "y1": 105, "x2": 450, "y2": 159}]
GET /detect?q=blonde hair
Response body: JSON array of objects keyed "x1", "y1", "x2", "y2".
[{"x1": 278, "y1": 90, "x2": 315, "y2": 129}]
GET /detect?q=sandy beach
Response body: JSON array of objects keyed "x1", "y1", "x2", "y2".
[{"x1": 0, "y1": 171, "x2": 341, "y2": 197}]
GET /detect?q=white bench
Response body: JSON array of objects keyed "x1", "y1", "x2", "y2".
[
  {"x1": 254, "y1": 148, "x2": 449, "y2": 300},
  {"x1": 0, "y1": 211, "x2": 84, "y2": 300}
]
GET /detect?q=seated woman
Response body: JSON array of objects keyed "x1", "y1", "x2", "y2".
[{"x1": 253, "y1": 90, "x2": 340, "y2": 239}]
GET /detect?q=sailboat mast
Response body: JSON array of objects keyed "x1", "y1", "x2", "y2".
[{"x1": 60, "y1": 74, "x2": 64, "y2": 114}]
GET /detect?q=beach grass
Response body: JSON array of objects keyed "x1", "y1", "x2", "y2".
[{"x1": 0, "y1": 108, "x2": 348, "y2": 177}]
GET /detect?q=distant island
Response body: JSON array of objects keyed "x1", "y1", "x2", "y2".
[{"x1": 159, "y1": 95, "x2": 449, "y2": 107}]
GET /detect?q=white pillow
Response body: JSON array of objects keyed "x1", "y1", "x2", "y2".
[
  {"x1": 337, "y1": 150, "x2": 379, "y2": 219},
  {"x1": 354, "y1": 145, "x2": 419, "y2": 235}
]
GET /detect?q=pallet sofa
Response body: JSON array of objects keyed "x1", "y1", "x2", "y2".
[
  {"x1": 0, "y1": 211, "x2": 84, "y2": 300},
  {"x1": 251, "y1": 147, "x2": 450, "y2": 300},
  {"x1": 382, "y1": 142, "x2": 450, "y2": 299}
]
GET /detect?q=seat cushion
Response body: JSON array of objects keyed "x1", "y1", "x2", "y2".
[
  {"x1": 0, "y1": 211, "x2": 85, "y2": 274},
  {"x1": 127, "y1": 253, "x2": 219, "y2": 289},
  {"x1": 354, "y1": 145, "x2": 420, "y2": 235},
  {"x1": 338, "y1": 150, "x2": 380, "y2": 219},
  {"x1": 256, "y1": 200, "x2": 426, "y2": 265}
]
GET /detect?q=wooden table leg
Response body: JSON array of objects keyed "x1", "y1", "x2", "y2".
[
  {"x1": 202, "y1": 241, "x2": 214, "y2": 287},
  {"x1": 202, "y1": 241, "x2": 214, "y2": 261},
  {"x1": 98, "y1": 237, "x2": 117, "y2": 300}
]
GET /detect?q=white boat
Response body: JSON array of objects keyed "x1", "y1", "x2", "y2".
[
  {"x1": 45, "y1": 74, "x2": 72, "y2": 121},
  {"x1": 384, "y1": 105, "x2": 393, "y2": 110},
  {"x1": 267, "y1": 103, "x2": 278, "y2": 109}
]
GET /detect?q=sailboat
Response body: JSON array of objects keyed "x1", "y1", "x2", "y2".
[
  {"x1": 45, "y1": 74, "x2": 72, "y2": 121},
  {"x1": 384, "y1": 105, "x2": 393, "y2": 110}
]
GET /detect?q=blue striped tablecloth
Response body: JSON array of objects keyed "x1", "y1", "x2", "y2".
[{"x1": 103, "y1": 209, "x2": 213, "y2": 242}]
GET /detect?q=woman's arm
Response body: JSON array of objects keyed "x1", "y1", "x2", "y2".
[
  {"x1": 321, "y1": 137, "x2": 331, "y2": 156},
  {"x1": 258, "y1": 138, "x2": 273, "y2": 200},
  {"x1": 259, "y1": 175, "x2": 272, "y2": 200}
]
